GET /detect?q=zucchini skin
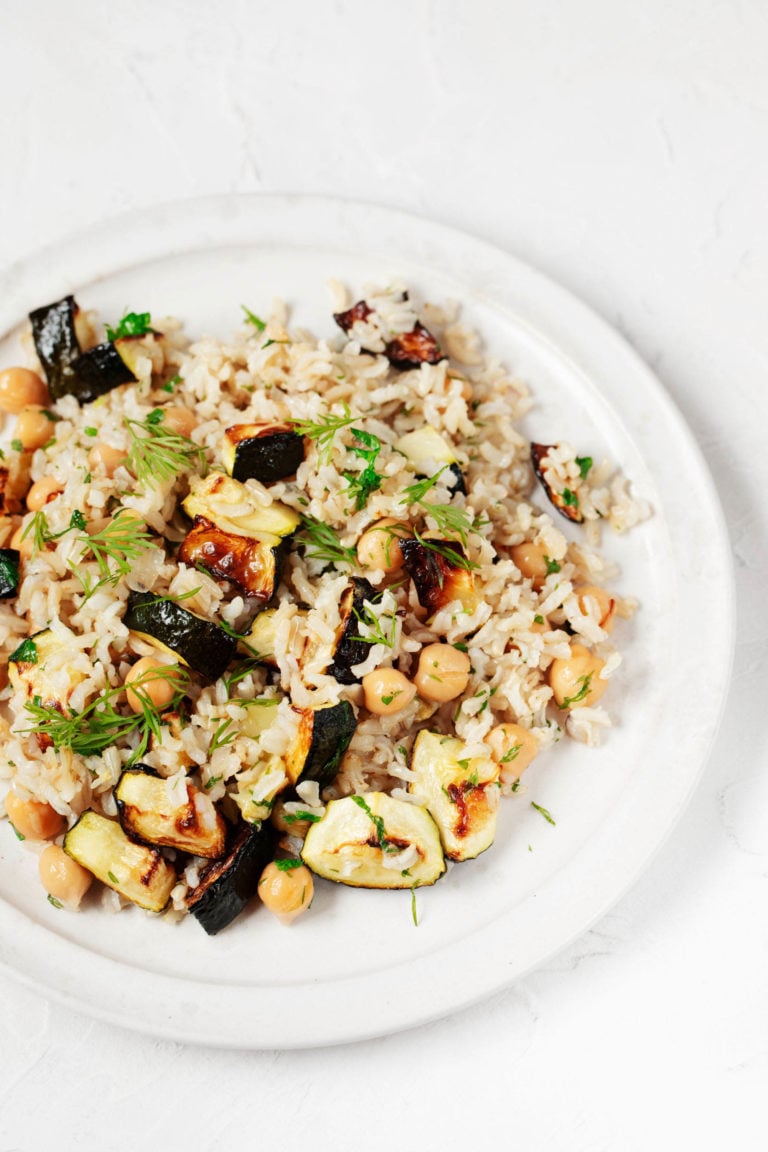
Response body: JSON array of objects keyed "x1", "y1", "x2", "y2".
[
  {"x1": 63, "y1": 810, "x2": 177, "y2": 912},
  {"x1": 29, "y1": 295, "x2": 82, "y2": 400},
  {"x1": 69, "y1": 343, "x2": 137, "y2": 403},
  {"x1": 0, "y1": 548, "x2": 20, "y2": 599},
  {"x1": 287, "y1": 701, "x2": 357, "y2": 790},
  {"x1": 384, "y1": 322, "x2": 444, "y2": 370},
  {"x1": 531, "y1": 443, "x2": 585, "y2": 524},
  {"x1": 178, "y1": 515, "x2": 287, "y2": 601},
  {"x1": 224, "y1": 423, "x2": 305, "y2": 483},
  {"x1": 115, "y1": 765, "x2": 227, "y2": 858},
  {"x1": 326, "y1": 577, "x2": 377, "y2": 685},
  {"x1": 186, "y1": 820, "x2": 278, "y2": 935},
  {"x1": 124, "y1": 591, "x2": 236, "y2": 681}
]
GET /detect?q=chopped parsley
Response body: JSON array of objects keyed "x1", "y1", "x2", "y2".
[
  {"x1": 561, "y1": 672, "x2": 593, "y2": 708},
  {"x1": 275, "y1": 857, "x2": 303, "y2": 872},
  {"x1": 351, "y1": 794, "x2": 398, "y2": 854},
  {"x1": 8, "y1": 637, "x2": 38, "y2": 665},
  {"x1": 84, "y1": 426, "x2": 98, "y2": 437},
  {"x1": 283, "y1": 811, "x2": 322, "y2": 825},
  {"x1": 562, "y1": 487, "x2": 579, "y2": 508},
  {"x1": 533, "y1": 615, "x2": 544, "y2": 625},
  {"x1": 344, "y1": 428, "x2": 384, "y2": 511},
  {"x1": 241, "y1": 305, "x2": 266, "y2": 332},
  {"x1": 105, "y1": 311, "x2": 152, "y2": 341},
  {"x1": 41, "y1": 409, "x2": 61, "y2": 423},
  {"x1": 576, "y1": 455, "x2": 593, "y2": 480},
  {"x1": 544, "y1": 555, "x2": 561, "y2": 575},
  {"x1": 531, "y1": 801, "x2": 556, "y2": 826},
  {"x1": 11, "y1": 439, "x2": 23, "y2": 453}
]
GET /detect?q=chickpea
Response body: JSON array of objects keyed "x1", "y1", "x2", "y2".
[
  {"x1": 549, "y1": 643, "x2": 607, "y2": 709},
  {"x1": 15, "y1": 405, "x2": 55, "y2": 452},
  {"x1": 487, "y1": 723, "x2": 539, "y2": 782},
  {"x1": 0, "y1": 367, "x2": 49, "y2": 414},
  {"x1": 258, "y1": 860, "x2": 314, "y2": 923},
  {"x1": 125, "y1": 656, "x2": 184, "y2": 714},
  {"x1": 576, "y1": 585, "x2": 616, "y2": 634},
  {"x1": 356, "y1": 518, "x2": 410, "y2": 572},
  {"x1": 89, "y1": 442, "x2": 127, "y2": 477},
  {"x1": 160, "y1": 406, "x2": 196, "y2": 438},
  {"x1": 26, "y1": 476, "x2": 63, "y2": 512},
  {"x1": 510, "y1": 541, "x2": 553, "y2": 590},
  {"x1": 9, "y1": 523, "x2": 33, "y2": 559},
  {"x1": 5, "y1": 791, "x2": 66, "y2": 840},
  {"x1": 39, "y1": 844, "x2": 92, "y2": 909},
  {"x1": 414, "y1": 643, "x2": 471, "y2": 703},
  {"x1": 362, "y1": 668, "x2": 417, "y2": 716}
]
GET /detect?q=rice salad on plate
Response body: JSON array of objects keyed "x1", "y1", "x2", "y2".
[{"x1": 0, "y1": 280, "x2": 649, "y2": 934}]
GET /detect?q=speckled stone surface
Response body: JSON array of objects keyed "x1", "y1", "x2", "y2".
[{"x1": 0, "y1": 2, "x2": 766, "y2": 1149}]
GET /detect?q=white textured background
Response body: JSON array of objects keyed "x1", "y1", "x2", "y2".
[{"x1": 1, "y1": 2, "x2": 767, "y2": 1149}]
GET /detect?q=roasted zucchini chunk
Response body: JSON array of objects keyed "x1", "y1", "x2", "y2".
[
  {"x1": 63, "y1": 810, "x2": 176, "y2": 913},
  {"x1": 179, "y1": 515, "x2": 287, "y2": 601},
  {"x1": 285, "y1": 701, "x2": 357, "y2": 790},
  {"x1": 325, "y1": 576, "x2": 377, "y2": 685},
  {"x1": 238, "y1": 609, "x2": 278, "y2": 667},
  {"x1": 115, "y1": 766, "x2": 227, "y2": 858},
  {"x1": 384, "y1": 322, "x2": 444, "y2": 370},
  {"x1": 222, "y1": 422, "x2": 305, "y2": 483},
  {"x1": 394, "y1": 425, "x2": 466, "y2": 494},
  {"x1": 301, "y1": 792, "x2": 445, "y2": 888},
  {"x1": 29, "y1": 295, "x2": 82, "y2": 400},
  {"x1": 8, "y1": 629, "x2": 87, "y2": 720},
  {"x1": 124, "y1": 591, "x2": 236, "y2": 681},
  {"x1": 0, "y1": 549, "x2": 20, "y2": 599},
  {"x1": 399, "y1": 538, "x2": 479, "y2": 616},
  {"x1": 183, "y1": 473, "x2": 300, "y2": 541},
  {"x1": 186, "y1": 819, "x2": 278, "y2": 935},
  {"x1": 68, "y1": 342, "x2": 137, "y2": 403},
  {"x1": 409, "y1": 731, "x2": 499, "y2": 861},
  {"x1": 530, "y1": 443, "x2": 585, "y2": 524}
]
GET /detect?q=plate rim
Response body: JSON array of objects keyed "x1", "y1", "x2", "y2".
[{"x1": 0, "y1": 193, "x2": 735, "y2": 1048}]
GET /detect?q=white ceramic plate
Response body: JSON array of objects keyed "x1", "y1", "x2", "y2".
[{"x1": 0, "y1": 195, "x2": 733, "y2": 1048}]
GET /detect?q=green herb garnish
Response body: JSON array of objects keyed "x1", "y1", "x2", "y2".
[
  {"x1": 106, "y1": 311, "x2": 152, "y2": 341},
  {"x1": 531, "y1": 801, "x2": 556, "y2": 825},
  {"x1": 576, "y1": 455, "x2": 593, "y2": 480},
  {"x1": 411, "y1": 885, "x2": 419, "y2": 927},
  {"x1": 8, "y1": 637, "x2": 38, "y2": 665},
  {"x1": 351, "y1": 794, "x2": 398, "y2": 854},
  {"x1": 352, "y1": 599, "x2": 397, "y2": 649},
  {"x1": 561, "y1": 672, "x2": 593, "y2": 708},
  {"x1": 84, "y1": 426, "x2": 98, "y2": 437},
  {"x1": 296, "y1": 515, "x2": 356, "y2": 567},
  {"x1": 107, "y1": 871, "x2": 119, "y2": 884},
  {"x1": 241, "y1": 305, "x2": 266, "y2": 332},
  {"x1": 500, "y1": 742, "x2": 522, "y2": 764},
  {"x1": 208, "y1": 717, "x2": 236, "y2": 753},
  {"x1": 9, "y1": 822, "x2": 25, "y2": 841},
  {"x1": 562, "y1": 487, "x2": 579, "y2": 508},
  {"x1": 288, "y1": 404, "x2": 358, "y2": 463},
  {"x1": 544, "y1": 555, "x2": 561, "y2": 575},
  {"x1": 261, "y1": 338, "x2": 291, "y2": 350},
  {"x1": 275, "y1": 857, "x2": 303, "y2": 871},
  {"x1": 343, "y1": 428, "x2": 384, "y2": 511},
  {"x1": 72, "y1": 510, "x2": 154, "y2": 598},
  {"x1": 47, "y1": 894, "x2": 63, "y2": 908},
  {"x1": 11, "y1": 439, "x2": 23, "y2": 453},
  {"x1": 283, "y1": 810, "x2": 322, "y2": 825},
  {"x1": 124, "y1": 409, "x2": 207, "y2": 488}
]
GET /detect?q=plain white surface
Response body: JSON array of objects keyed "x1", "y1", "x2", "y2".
[
  {"x1": 0, "y1": 0, "x2": 765, "y2": 1147},
  {"x1": 0, "y1": 195, "x2": 734, "y2": 1047}
]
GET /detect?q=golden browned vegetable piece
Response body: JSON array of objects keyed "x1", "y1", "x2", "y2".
[
  {"x1": 179, "y1": 514, "x2": 284, "y2": 600},
  {"x1": 399, "y1": 537, "x2": 478, "y2": 615}
]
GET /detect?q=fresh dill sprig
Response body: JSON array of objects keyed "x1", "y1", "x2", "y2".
[
  {"x1": 20, "y1": 664, "x2": 188, "y2": 762},
  {"x1": 22, "y1": 509, "x2": 87, "y2": 555},
  {"x1": 412, "y1": 529, "x2": 478, "y2": 574},
  {"x1": 400, "y1": 468, "x2": 486, "y2": 547},
  {"x1": 124, "y1": 408, "x2": 207, "y2": 488},
  {"x1": 208, "y1": 716, "x2": 236, "y2": 753},
  {"x1": 296, "y1": 515, "x2": 356, "y2": 566},
  {"x1": 72, "y1": 510, "x2": 154, "y2": 598},
  {"x1": 288, "y1": 405, "x2": 358, "y2": 463},
  {"x1": 352, "y1": 600, "x2": 398, "y2": 648}
]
